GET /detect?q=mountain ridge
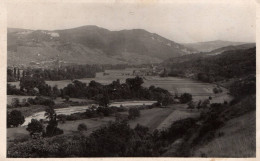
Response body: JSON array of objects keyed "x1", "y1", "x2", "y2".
[{"x1": 7, "y1": 25, "x2": 196, "y2": 67}]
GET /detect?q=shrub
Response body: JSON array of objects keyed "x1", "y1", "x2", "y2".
[
  {"x1": 78, "y1": 123, "x2": 87, "y2": 132},
  {"x1": 7, "y1": 110, "x2": 25, "y2": 127},
  {"x1": 179, "y1": 93, "x2": 192, "y2": 104},
  {"x1": 26, "y1": 119, "x2": 44, "y2": 136}
]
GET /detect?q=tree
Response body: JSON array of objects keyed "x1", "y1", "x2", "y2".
[
  {"x1": 44, "y1": 107, "x2": 56, "y2": 121},
  {"x1": 179, "y1": 93, "x2": 192, "y2": 104},
  {"x1": 126, "y1": 76, "x2": 144, "y2": 90},
  {"x1": 44, "y1": 107, "x2": 63, "y2": 137},
  {"x1": 128, "y1": 108, "x2": 140, "y2": 120},
  {"x1": 97, "y1": 93, "x2": 110, "y2": 107},
  {"x1": 7, "y1": 110, "x2": 25, "y2": 127},
  {"x1": 78, "y1": 123, "x2": 87, "y2": 132},
  {"x1": 26, "y1": 119, "x2": 44, "y2": 136}
]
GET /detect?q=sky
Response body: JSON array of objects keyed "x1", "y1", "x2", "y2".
[{"x1": 7, "y1": 0, "x2": 256, "y2": 43}]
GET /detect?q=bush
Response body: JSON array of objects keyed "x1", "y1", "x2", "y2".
[
  {"x1": 26, "y1": 119, "x2": 44, "y2": 136},
  {"x1": 179, "y1": 93, "x2": 192, "y2": 104},
  {"x1": 7, "y1": 110, "x2": 25, "y2": 127},
  {"x1": 78, "y1": 123, "x2": 87, "y2": 132},
  {"x1": 97, "y1": 106, "x2": 114, "y2": 116}
]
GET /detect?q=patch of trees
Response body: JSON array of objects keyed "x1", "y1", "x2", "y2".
[
  {"x1": 7, "y1": 65, "x2": 103, "y2": 82},
  {"x1": 7, "y1": 64, "x2": 154, "y2": 83},
  {"x1": 19, "y1": 76, "x2": 60, "y2": 97},
  {"x1": 62, "y1": 77, "x2": 174, "y2": 105}
]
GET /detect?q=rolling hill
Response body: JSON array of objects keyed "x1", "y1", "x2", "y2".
[
  {"x1": 7, "y1": 26, "x2": 196, "y2": 67},
  {"x1": 182, "y1": 40, "x2": 252, "y2": 52}
]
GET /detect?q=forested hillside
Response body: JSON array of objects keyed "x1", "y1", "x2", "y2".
[{"x1": 163, "y1": 47, "x2": 256, "y2": 83}]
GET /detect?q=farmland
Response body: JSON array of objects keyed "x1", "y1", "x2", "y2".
[{"x1": 8, "y1": 68, "x2": 232, "y2": 103}]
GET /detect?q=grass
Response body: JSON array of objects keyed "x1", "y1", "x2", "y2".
[
  {"x1": 192, "y1": 111, "x2": 256, "y2": 157},
  {"x1": 125, "y1": 104, "x2": 200, "y2": 130}
]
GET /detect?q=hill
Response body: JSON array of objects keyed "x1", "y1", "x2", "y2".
[
  {"x1": 7, "y1": 26, "x2": 196, "y2": 67},
  {"x1": 182, "y1": 40, "x2": 251, "y2": 52},
  {"x1": 163, "y1": 47, "x2": 256, "y2": 82}
]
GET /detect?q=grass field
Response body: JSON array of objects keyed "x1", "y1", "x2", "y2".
[{"x1": 121, "y1": 104, "x2": 200, "y2": 130}]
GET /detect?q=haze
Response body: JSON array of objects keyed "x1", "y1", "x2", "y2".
[{"x1": 7, "y1": 0, "x2": 256, "y2": 43}]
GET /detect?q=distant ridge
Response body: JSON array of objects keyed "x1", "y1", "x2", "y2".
[
  {"x1": 182, "y1": 40, "x2": 253, "y2": 52},
  {"x1": 7, "y1": 25, "x2": 196, "y2": 66}
]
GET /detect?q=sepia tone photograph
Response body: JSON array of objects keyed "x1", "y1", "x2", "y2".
[{"x1": 4, "y1": 0, "x2": 256, "y2": 158}]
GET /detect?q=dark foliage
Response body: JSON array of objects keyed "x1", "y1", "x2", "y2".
[
  {"x1": 179, "y1": 93, "x2": 192, "y2": 104},
  {"x1": 78, "y1": 123, "x2": 88, "y2": 132},
  {"x1": 26, "y1": 119, "x2": 44, "y2": 136},
  {"x1": 7, "y1": 110, "x2": 25, "y2": 128},
  {"x1": 164, "y1": 48, "x2": 256, "y2": 83}
]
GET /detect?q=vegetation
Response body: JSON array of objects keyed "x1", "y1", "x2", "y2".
[
  {"x1": 164, "y1": 48, "x2": 256, "y2": 83},
  {"x1": 179, "y1": 93, "x2": 192, "y2": 104},
  {"x1": 26, "y1": 119, "x2": 44, "y2": 136},
  {"x1": 44, "y1": 107, "x2": 64, "y2": 137},
  {"x1": 62, "y1": 77, "x2": 173, "y2": 103},
  {"x1": 7, "y1": 110, "x2": 25, "y2": 127}
]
